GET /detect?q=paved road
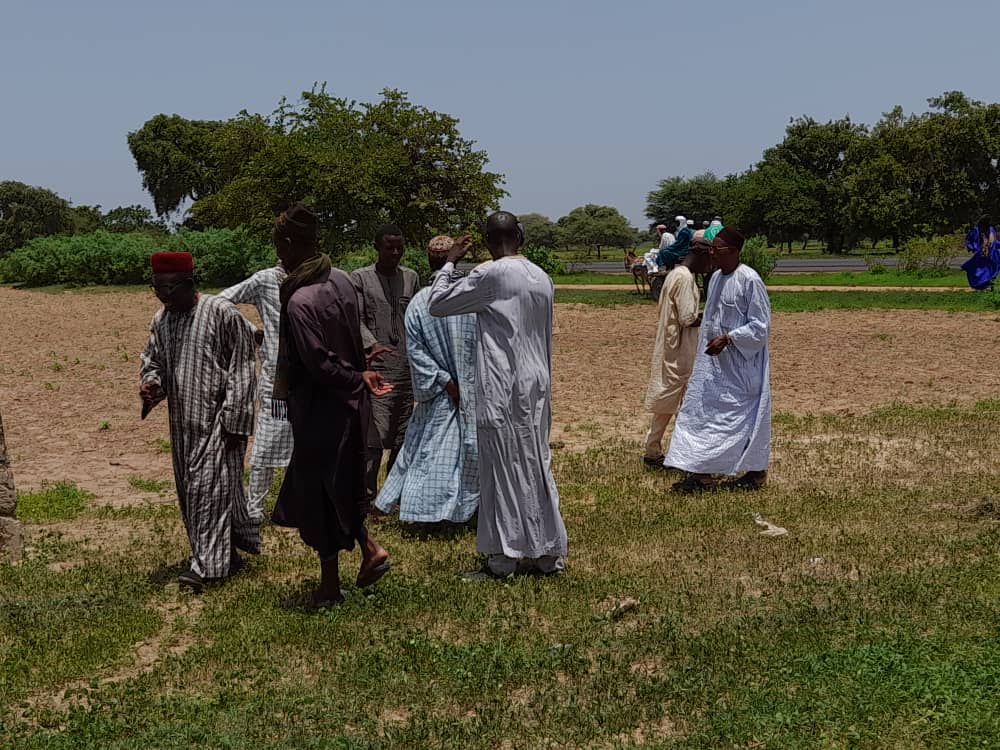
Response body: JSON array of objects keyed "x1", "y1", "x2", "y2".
[{"x1": 564, "y1": 257, "x2": 966, "y2": 273}]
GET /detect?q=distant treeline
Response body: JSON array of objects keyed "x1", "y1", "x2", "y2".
[{"x1": 646, "y1": 91, "x2": 1000, "y2": 252}]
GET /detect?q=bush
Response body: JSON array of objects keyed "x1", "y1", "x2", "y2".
[
  {"x1": 898, "y1": 234, "x2": 960, "y2": 276},
  {"x1": 0, "y1": 229, "x2": 273, "y2": 287},
  {"x1": 522, "y1": 245, "x2": 566, "y2": 276},
  {"x1": 740, "y1": 235, "x2": 777, "y2": 282},
  {"x1": 865, "y1": 256, "x2": 888, "y2": 274},
  {"x1": 334, "y1": 245, "x2": 432, "y2": 286}
]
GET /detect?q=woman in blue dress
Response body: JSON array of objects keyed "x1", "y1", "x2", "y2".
[{"x1": 961, "y1": 215, "x2": 1000, "y2": 290}]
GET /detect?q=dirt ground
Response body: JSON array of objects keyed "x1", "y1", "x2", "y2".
[{"x1": 1, "y1": 287, "x2": 998, "y2": 500}]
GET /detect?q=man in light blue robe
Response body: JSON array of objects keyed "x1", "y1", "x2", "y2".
[
  {"x1": 375, "y1": 236, "x2": 479, "y2": 524},
  {"x1": 665, "y1": 227, "x2": 771, "y2": 492}
]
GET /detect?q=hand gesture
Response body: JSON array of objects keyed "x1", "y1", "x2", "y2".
[
  {"x1": 366, "y1": 345, "x2": 394, "y2": 366},
  {"x1": 705, "y1": 335, "x2": 730, "y2": 356},
  {"x1": 445, "y1": 379, "x2": 460, "y2": 406},
  {"x1": 362, "y1": 371, "x2": 394, "y2": 397},
  {"x1": 447, "y1": 235, "x2": 474, "y2": 265}
]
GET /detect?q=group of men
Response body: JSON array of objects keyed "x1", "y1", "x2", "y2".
[
  {"x1": 642, "y1": 222, "x2": 772, "y2": 492},
  {"x1": 140, "y1": 207, "x2": 566, "y2": 603},
  {"x1": 639, "y1": 216, "x2": 723, "y2": 274}
]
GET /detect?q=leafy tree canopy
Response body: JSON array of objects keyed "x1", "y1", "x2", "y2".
[{"x1": 0, "y1": 181, "x2": 72, "y2": 256}]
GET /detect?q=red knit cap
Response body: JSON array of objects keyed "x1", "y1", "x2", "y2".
[{"x1": 150, "y1": 252, "x2": 194, "y2": 273}]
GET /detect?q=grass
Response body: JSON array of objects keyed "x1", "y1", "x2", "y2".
[
  {"x1": 16, "y1": 482, "x2": 94, "y2": 521},
  {"x1": 4, "y1": 402, "x2": 1000, "y2": 747},
  {"x1": 554, "y1": 288, "x2": 999, "y2": 312},
  {"x1": 553, "y1": 270, "x2": 969, "y2": 288},
  {"x1": 128, "y1": 476, "x2": 172, "y2": 494}
]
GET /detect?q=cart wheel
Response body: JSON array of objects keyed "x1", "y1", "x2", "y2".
[{"x1": 649, "y1": 275, "x2": 665, "y2": 301}]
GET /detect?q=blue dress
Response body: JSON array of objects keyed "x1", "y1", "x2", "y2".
[{"x1": 961, "y1": 226, "x2": 1000, "y2": 290}]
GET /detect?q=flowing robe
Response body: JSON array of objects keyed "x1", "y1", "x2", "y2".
[
  {"x1": 272, "y1": 269, "x2": 370, "y2": 557},
  {"x1": 219, "y1": 266, "x2": 293, "y2": 468},
  {"x1": 139, "y1": 295, "x2": 258, "y2": 578},
  {"x1": 644, "y1": 265, "x2": 701, "y2": 415},
  {"x1": 961, "y1": 226, "x2": 1000, "y2": 290},
  {"x1": 665, "y1": 264, "x2": 771, "y2": 474},
  {"x1": 428, "y1": 256, "x2": 568, "y2": 562},
  {"x1": 375, "y1": 280, "x2": 479, "y2": 523}
]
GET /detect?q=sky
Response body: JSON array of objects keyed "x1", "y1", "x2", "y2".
[{"x1": 2, "y1": 0, "x2": 998, "y2": 227}]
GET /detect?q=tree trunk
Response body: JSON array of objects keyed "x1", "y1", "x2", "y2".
[{"x1": 0, "y1": 408, "x2": 23, "y2": 562}]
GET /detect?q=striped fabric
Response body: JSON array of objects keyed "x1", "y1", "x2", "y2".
[
  {"x1": 140, "y1": 294, "x2": 259, "y2": 578},
  {"x1": 219, "y1": 267, "x2": 294, "y2": 469}
]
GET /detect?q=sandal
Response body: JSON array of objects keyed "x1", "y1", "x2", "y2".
[
  {"x1": 356, "y1": 560, "x2": 391, "y2": 589},
  {"x1": 671, "y1": 475, "x2": 715, "y2": 494},
  {"x1": 722, "y1": 471, "x2": 767, "y2": 491}
]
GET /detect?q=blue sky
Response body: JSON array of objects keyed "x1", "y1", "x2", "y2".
[{"x1": 2, "y1": 0, "x2": 996, "y2": 227}]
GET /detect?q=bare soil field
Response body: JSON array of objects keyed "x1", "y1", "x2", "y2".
[{"x1": 1, "y1": 287, "x2": 998, "y2": 498}]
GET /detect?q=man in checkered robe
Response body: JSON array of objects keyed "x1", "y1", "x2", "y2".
[
  {"x1": 220, "y1": 264, "x2": 294, "y2": 523},
  {"x1": 140, "y1": 251, "x2": 259, "y2": 591},
  {"x1": 375, "y1": 237, "x2": 479, "y2": 524}
]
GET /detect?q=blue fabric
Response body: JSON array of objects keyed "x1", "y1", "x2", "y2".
[
  {"x1": 375, "y1": 282, "x2": 479, "y2": 523},
  {"x1": 657, "y1": 226, "x2": 694, "y2": 268},
  {"x1": 961, "y1": 226, "x2": 1000, "y2": 290}
]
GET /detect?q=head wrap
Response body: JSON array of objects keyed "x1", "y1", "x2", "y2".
[
  {"x1": 714, "y1": 227, "x2": 746, "y2": 251},
  {"x1": 674, "y1": 215, "x2": 685, "y2": 225},
  {"x1": 427, "y1": 235, "x2": 454, "y2": 256},
  {"x1": 150, "y1": 252, "x2": 193, "y2": 274},
  {"x1": 686, "y1": 219, "x2": 694, "y2": 227},
  {"x1": 655, "y1": 224, "x2": 667, "y2": 232}
]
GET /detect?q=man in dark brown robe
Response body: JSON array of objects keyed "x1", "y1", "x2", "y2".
[{"x1": 269, "y1": 204, "x2": 392, "y2": 606}]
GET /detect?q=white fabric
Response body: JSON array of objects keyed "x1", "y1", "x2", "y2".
[
  {"x1": 657, "y1": 232, "x2": 675, "y2": 251},
  {"x1": 428, "y1": 256, "x2": 568, "y2": 564},
  {"x1": 710, "y1": 219, "x2": 722, "y2": 227},
  {"x1": 643, "y1": 249, "x2": 660, "y2": 273},
  {"x1": 644, "y1": 265, "x2": 700, "y2": 415},
  {"x1": 665, "y1": 264, "x2": 771, "y2": 475}
]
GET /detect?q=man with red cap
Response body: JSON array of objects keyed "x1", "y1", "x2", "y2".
[
  {"x1": 665, "y1": 227, "x2": 772, "y2": 492},
  {"x1": 140, "y1": 251, "x2": 259, "y2": 591}
]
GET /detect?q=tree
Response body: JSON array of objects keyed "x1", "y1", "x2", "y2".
[
  {"x1": 645, "y1": 172, "x2": 723, "y2": 226},
  {"x1": 0, "y1": 181, "x2": 72, "y2": 256},
  {"x1": 557, "y1": 204, "x2": 635, "y2": 259},
  {"x1": 68, "y1": 205, "x2": 103, "y2": 235},
  {"x1": 102, "y1": 205, "x2": 167, "y2": 234},
  {"x1": 129, "y1": 87, "x2": 506, "y2": 255},
  {"x1": 518, "y1": 213, "x2": 563, "y2": 248}
]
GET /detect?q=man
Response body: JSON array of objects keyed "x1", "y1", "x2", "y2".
[
  {"x1": 665, "y1": 228, "x2": 771, "y2": 492},
  {"x1": 656, "y1": 223, "x2": 675, "y2": 250},
  {"x1": 704, "y1": 217, "x2": 724, "y2": 242},
  {"x1": 219, "y1": 262, "x2": 293, "y2": 527},
  {"x1": 693, "y1": 220, "x2": 710, "y2": 240},
  {"x1": 375, "y1": 236, "x2": 479, "y2": 524},
  {"x1": 657, "y1": 215, "x2": 694, "y2": 269},
  {"x1": 139, "y1": 251, "x2": 259, "y2": 591},
  {"x1": 428, "y1": 211, "x2": 568, "y2": 577},
  {"x1": 351, "y1": 226, "x2": 421, "y2": 508},
  {"x1": 642, "y1": 239, "x2": 713, "y2": 466},
  {"x1": 269, "y1": 204, "x2": 392, "y2": 606}
]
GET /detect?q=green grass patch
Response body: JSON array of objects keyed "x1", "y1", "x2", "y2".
[
  {"x1": 554, "y1": 271, "x2": 633, "y2": 284},
  {"x1": 16, "y1": 482, "x2": 94, "y2": 521},
  {"x1": 127, "y1": 476, "x2": 172, "y2": 494},
  {"x1": 6, "y1": 404, "x2": 1000, "y2": 747},
  {"x1": 769, "y1": 270, "x2": 967, "y2": 287}
]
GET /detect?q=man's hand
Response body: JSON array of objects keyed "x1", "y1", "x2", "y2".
[
  {"x1": 445, "y1": 379, "x2": 460, "y2": 406},
  {"x1": 362, "y1": 371, "x2": 395, "y2": 397},
  {"x1": 139, "y1": 381, "x2": 161, "y2": 403},
  {"x1": 692, "y1": 313, "x2": 703, "y2": 328},
  {"x1": 705, "y1": 334, "x2": 730, "y2": 356},
  {"x1": 366, "y1": 345, "x2": 394, "y2": 366},
  {"x1": 446, "y1": 235, "x2": 474, "y2": 265},
  {"x1": 253, "y1": 329, "x2": 265, "y2": 348}
]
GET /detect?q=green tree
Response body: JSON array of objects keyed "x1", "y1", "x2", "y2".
[
  {"x1": 645, "y1": 172, "x2": 723, "y2": 226},
  {"x1": 557, "y1": 204, "x2": 635, "y2": 259},
  {"x1": 518, "y1": 213, "x2": 563, "y2": 248},
  {"x1": 68, "y1": 205, "x2": 103, "y2": 235},
  {"x1": 0, "y1": 181, "x2": 72, "y2": 256},
  {"x1": 102, "y1": 205, "x2": 167, "y2": 234},
  {"x1": 130, "y1": 87, "x2": 505, "y2": 256}
]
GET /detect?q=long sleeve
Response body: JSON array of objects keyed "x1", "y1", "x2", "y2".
[
  {"x1": 221, "y1": 312, "x2": 258, "y2": 436},
  {"x1": 727, "y1": 275, "x2": 771, "y2": 358},
  {"x1": 657, "y1": 229, "x2": 692, "y2": 267},
  {"x1": 350, "y1": 271, "x2": 378, "y2": 350},
  {"x1": 405, "y1": 304, "x2": 452, "y2": 403},
  {"x1": 287, "y1": 297, "x2": 365, "y2": 393},
  {"x1": 428, "y1": 263, "x2": 495, "y2": 317},
  {"x1": 673, "y1": 272, "x2": 700, "y2": 327},
  {"x1": 218, "y1": 272, "x2": 261, "y2": 306}
]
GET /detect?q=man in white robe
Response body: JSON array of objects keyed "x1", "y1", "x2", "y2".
[
  {"x1": 428, "y1": 211, "x2": 568, "y2": 577},
  {"x1": 219, "y1": 263, "x2": 293, "y2": 526},
  {"x1": 665, "y1": 228, "x2": 771, "y2": 492},
  {"x1": 375, "y1": 236, "x2": 479, "y2": 524}
]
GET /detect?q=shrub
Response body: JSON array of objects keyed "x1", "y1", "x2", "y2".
[
  {"x1": 0, "y1": 229, "x2": 273, "y2": 288},
  {"x1": 865, "y1": 256, "x2": 888, "y2": 274},
  {"x1": 898, "y1": 234, "x2": 960, "y2": 276},
  {"x1": 522, "y1": 245, "x2": 566, "y2": 276},
  {"x1": 740, "y1": 235, "x2": 777, "y2": 282}
]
